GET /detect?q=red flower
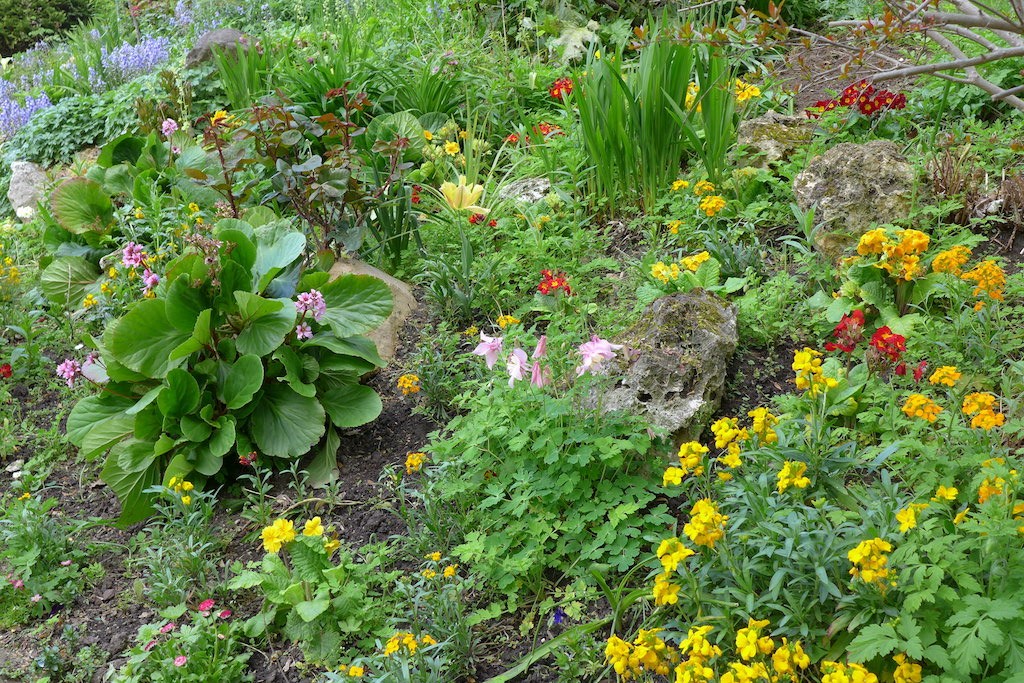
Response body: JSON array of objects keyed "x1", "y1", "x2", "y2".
[
  {"x1": 239, "y1": 451, "x2": 257, "y2": 466},
  {"x1": 894, "y1": 363, "x2": 907, "y2": 376},
  {"x1": 869, "y1": 326, "x2": 906, "y2": 362},
  {"x1": 411, "y1": 185, "x2": 421, "y2": 205},
  {"x1": 505, "y1": 133, "x2": 520, "y2": 144},
  {"x1": 468, "y1": 213, "x2": 486, "y2": 225},
  {"x1": 488, "y1": 219, "x2": 497, "y2": 228},
  {"x1": 533, "y1": 121, "x2": 563, "y2": 137},
  {"x1": 197, "y1": 599, "x2": 215, "y2": 613},
  {"x1": 549, "y1": 77, "x2": 573, "y2": 99},
  {"x1": 0, "y1": 364, "x2": 11, "y2": 378},
  {"x1": 538, "y1": 269, "x2": 571, "y2": 296},
  {"x1": 824, "y1": 310, "x2": 865, "y2": 353},
  {"x1": 913, "y1": 360, "x2": 928, "y2": 382}
]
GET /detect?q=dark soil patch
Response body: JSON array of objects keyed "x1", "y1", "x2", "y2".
[{"x1": 719, "y1": 339, "x2": 804, "y2": 418}]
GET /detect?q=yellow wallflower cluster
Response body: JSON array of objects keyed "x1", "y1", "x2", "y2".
[
  {"x1": 663, "y1": 441, "x2": 708, "y2": 486},
  {"x1": 496, "y1": 314, "x2": 519, "y2": 328},
  {"x1": 735, "y1": 619, "x2": 774, "y2": 660},
  {"x1": 383, "y1": 631, "x2": 436, "y2": 656},
  {"x1": 653, "y1": 571, "x2": 681, "y2": 606},
  {"x1": 895, "y1": 503, "x2": 929, "y2": 532},
  {"x1": 961, "y1": 259, "x2": 1006, "y2": 305},
  {"x1": 792, "y1": 348, "x2": 838, "y2": 395},
  {"x1": 821, "y1": 660, "x2": 879, "y2": 683},
  {"x1": 605, "y1": 628, "x2": 676, "y2": 679},
  {"x1": 684, "y1": 498, "x2": 728, "y2": 548},
  {"x1": 685, "y1": 82, "x2": 702, "y2": 112},
  {"x1": 893, "y1": 653, "x2": 923, "y2": 683},
  {"x1": 657, "y1": 536, "x2": 695, "y2": 572},
  {"x1": 693, "y1": 180, "x2": 715, "y2": 196},
  {"x1": 848, "y1": 537, "x2": 892, "y2": 587},
  {"x1": 261, "y1": 518, "x2": 297, "y2": 553},
  {"x1": 928, "y1": 366, "x2": 961, "y2": 387},
  {"x1": 168, "y1": 477, "x2": 194, "y2": 505},
  {"x1": 930, "y1": 245, "x2": 971, "y2": 275},
  {"x1": 748, "y1": 407, "x2": 779, "y2": 444},
  {"x1": 856, "y1": 227, "x2": 929, "y2": 281},
  {"x1": 397, "y1": 373, "x2": 421, "y2": 395},
  {"x1": 734, "y1": 78, "x2": 761, "y2": 103},
  {"x1": 0, "y1": 242, "x2": 22, "y2": 290},
  {"x1": 698, "y1": 194, "x2": 726, "y2": 217},
  {"x1": 667, "y1": 219, "x2": 682, "y2": 234},
  {"x1": 405, "y1": 451, "x2": 427, "y2": 474},
  {"x1": 962, "y1": 392, "x2": 1005, "y2": 431},
  {"x1": 711, "y1": 417, "x2": 747, "y2": 459},
  {"x1": 82, "y1": 293, "x2": 99, "y2": 309},
  {"x1": 901, "y1": 393, "x2": 942, "y2": 422},
  {"x1": 672, "y1": 179, "x2": 690, "y2": 191},
  {"x1": 776, "y1": 461, "x2": 810, "y2": 493}
]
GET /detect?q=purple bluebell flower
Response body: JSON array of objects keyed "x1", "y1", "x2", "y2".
[{"x1": 553, "y1": 607, "x2": 566, "y2": 625}]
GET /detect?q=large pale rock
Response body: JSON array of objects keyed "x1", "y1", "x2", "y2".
[
  {"x1": 737, "y1": 110, "x2": 815, "y2": 168},
  {"x1": 794, "y1": 140, "x2": 917, "y2": 259},
  {"x1": 7, "y1": 161, "x2": 47, "y2": 222},
  {"x1": 185, "y1": 28, "x2": 248, "y2": 69},
  {"x1": 602, "y1": 291, "x2": 737, "y2": 439},
  {"x1": 498, "y1": 177, "x2": 550, "y2": 204},
  {"x1": 327, "y1": 258, "x2": 417, "y2": 364}
]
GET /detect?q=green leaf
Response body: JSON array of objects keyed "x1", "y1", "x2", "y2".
[
  {"x1": 303, "y1": 334, "x2": 385, "y2": 367},
  {"x1": 40, "y1": 256, "x2": 100, "y2": 308},
  {"x1": 222, "y1": 354, "x2": 265, "y2": 409},
  {"x1": 157, "y1": 369, "x2": 201, "y2": 418},
  {"x1": 234, "y1": 292, "x2": 295, "y2": 356},
  {"x1": 80, "y1": 413, "x2": 135, "y2": 460},
  {"x1": 67, "y1": 395, "x2": 135, "y2": 446},
  {"x1": 49, "y1": 177, "x2": 114, "y2": 235},
  {"x1": 208, "y1": 417, "x2": 236, "y2": 458},
  {"x1": 101, "y1": 449, "x2": 162, "y2": 525},
  {"x1": 165, "y1": 276, "x2": 211, "y2": 333},
  {"x1": 250, "y1": 383, "x2": 326, "y2": 458},
  {"x1": 169, "y1": 309, "x2": 213, "y2": 361},
  {"x1": 107, "y1": 299, "x2": 191, "y2": 378},
  {"x1": 847, "y1": 623, "x2": 900, "y2": 662},
  {"x1": 306, "y1": 427, "x2": 340, "y2": 486},
  {"x1": 273, "y1": 346, "x2": 316, "y2": 397},
  {"x1": 320, "y1": 383, "x2": 382, "y2": 429},
  {"x1": 294, "y1": 599, "x2": 330, "y2": 623},
  {"x1": 319, "y1": 274, "x2": 393, "y2": 338},
  {"x1": 255, "y1": 232, "x2": 305, "y2": 290}
]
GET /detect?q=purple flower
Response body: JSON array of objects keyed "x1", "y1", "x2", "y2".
[
  {"x1": 471, "y1": 333, "x2": 503, "y2": 369},
  {"x1": 142, "y1": 268, "x2": 160, "y2": 293},
  {"x1": 60, "y1": 560, "x2": 73, "y2": 566},
  {"x1": 0, "y1": 78, "x2": 53, "y2": 138},
  {"x1": 295, "y1": 290, "x2": 326, "y2": 322},
  {"x1": 161, "y1": 118, "x2": 179, "y2": 136},
  {"x1": 11, "y1": 578, "x2": 24, "y2": 589},
  {"x1": 160, "y1": 622, "x2": 176, "y2": 634},
  {"x1": 56, "y1": 359, "x2": 82, "y2": 387},
  {"x1": 506, "y1": 348, "x2": 530, "y2": 387},
  {"x1": 83, "y1": 352, "x2": 99, "y2": 366},
  {"x1": 553, "y1": 606, "x2": 566, "y2": 624},
  {"x1": 122, "y1": 242, "x2": 145, "y2": 267},
  {"x1": 295, "y1": 322, "x2": 312, "y2": 340},
  {"x1": 575, "y1": 335, "x2": 622, "y2": 376}
]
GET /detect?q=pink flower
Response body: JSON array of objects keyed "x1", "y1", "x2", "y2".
[
  {"x1": 295, "y1": 290, "x2": 327, "y2": 322},
  {"x1": 530, "y1": 361, "x2": 550, "y2": 388},
  {"x1": 144, "y1": 639, "x2": 157, "y2": 651},
  {"x1": 174, "y1": 655, "x2": 187, "y2": 667},
  {"x1": 506, "y1": 348, "x2": 530, "y2": 387},
  {"x1": 83, "y1": 352, "x2": 99, "y2": 367},
  {"x1": 30, "y1": 594, "x2": 41, "y2": 603},
  {"x1": 142, "y1": 268, "x2": 160, "y2": 294},
  {"x1": 122, "y1": 242, "x2": 145, "y2": 267},
  {"x1": 56, "y1": 359, "x2": 82, "y2": 387},
  {"x1": 161, "y1": 118, "x2": 179, "y2": 137},
  {"x1": 218, "y1": 609, "x2": 232, "y2": 619},
  {"x1": 160, "y1": 622, "x2": 176, "y2": 634},
  {"x1": 11, "y1": 579, "x2": 23, "y2": 589},
  {"x1": 532, "y1": 335, "x2": 547, "y2": 359},
  {"x1": 295, "y1": 322, "x2": 312, "y2": 340},
  {"x1": 472, "y1": 333, "x2": 503, "y2": 369},
  {"x1": 197, "y1": 598, "x2": 215, "y2": 613},
  {"x1": 575, "y1": 335, "x2": 622, "y2": 376},
  {"x1": 60, "y1": 560, "x2": 72, "y2": 566},
  {"x1": 171, "y1": 145, "x2": 181, "y2": 154}
]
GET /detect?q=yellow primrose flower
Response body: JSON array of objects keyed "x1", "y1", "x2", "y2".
[
  {"x1": 928, "y1": 366, "x2": 961, "y2": 387},
  {"x1": 672, "y1": 179, "x2": 690, "y2": 191},
  {"x1": 698, "y1": 195, "x2": 726, "y2": 217},
  {"x1": 422, "y1": 130, "x2": 433, "y2": 141},
  {"x1": 444, "y1": 141, "x2": 460, "y2": 156},
  {"x1": 181, "y1": 495, "x2": 192, "y2": 505},
  {"x1": 693, "y1": 179, "x2": 715, "y2": 196},
  {"x1": 261, "y1": 518, "x2": 296, "y2": 553},
  {"x1": 680, "y1": 251, "x2": 711, "y2": 272},
  {"x1": 931, "y1": 485, "x2": 958, "y2": 502},
  {"x1": 324, "y1": 538, "x2": 341, "y2": 554},
  {"x1": 303, "y1": 517, "x2": 324, "y2": 537}
]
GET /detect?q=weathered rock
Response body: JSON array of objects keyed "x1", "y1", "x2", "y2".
[
  {"x1": 327, "y1": 258, "x2": 417, "y2": 364},
  {"x1": 793, "y1": 140, "x2": 918, "y2": 259},
  {"x1": 184, "y1": 28, "x2": 248, "y2": 69},
  {"x1": 498, "y1": 177, "x2": 551, "y2": 204},
  {"x1": 602, "y1": 290, "x2": 737, "y2": 440},
  {"x1": 7, "y1": 161, "x2": 47, "y2": 222},
  {"x1": 737, "y1": 110, "x2": 815, "y2": 168}
]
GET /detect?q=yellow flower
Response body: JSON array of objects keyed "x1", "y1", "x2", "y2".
[
  {"x1": 188, "y1": 202, "x2": 200, "y2": 214},
  {"x1": 444, "y1": 141, "x2": 460, "y2": 156},
  {"x1": 181, "y1": 481, "x2": 194, "y2": 491},
  {"x1": 895, "y1": 503, "x2": 929, "y2": 532},
  {"x1": 792, "y1": 347, "x2": 837, "y2": 395},
  {"x1": 651, "y1": 261, "x2": 681, "y2": 284},
  {"x1": 422, "y1": 130, "x2": 433, "y2": 141},
  {"x1": 928, "y1": 366, "x2": 961, "y2": 387},
  {"x1": 346, "y1": 664, "x2": 365, "y2": 677},
  {"x1": 953, "y1": 507, "x2": 970, "y2": 524},
  {"x1": 134, "y1": 208, "x2": 145, "y2": 220},
  {"x1": 848, "y1": 537, "x2": 892, "y2": 587},
  {"x1": 496, "y1": 314, "x2": 519, "y2": 328},
  {"x1": 107, "y1": 267, "x2": 118, "y2": 279},
  {"x1": 961, "y1": 259, "x2": 1006, "y2": 302},
  {"x1": 427, "y1": 551, "x2": 441, "y2": 561},
  {"x1": 931, "y1": 485, "x2": 958, "y2": 502},
  {"x1": 685, "y1": 82, "x2": 702, "y2": 112},
  {"x1": 677, "y1": 441, "x2": 708, "y2": 477},
  {"x1": 405, "y1": 451, "x2": 427, "y2": 474},
  {"x1": 443, "y1": 564, "x2": 458, "y2": 578},
  {"x1": 397, "y1": 373, "x2": 421, "y2": 395},
  {"x1": 440, "y1": 175, "x2": 487, "y2": 213},
  {"x1": 901, "y1": 394, "x2": 942, "y2": 423},
  {"x1": 971, "y1": 409, "x2": 1005, "y2": 430},
  {"x1": 684, "y1": 498, "x2": 727, "y2": 548},
  {"x1": 100, "y1": 282, "x2": 114, "y2": 295},
  {"x1": 420, "y1": 634, "x2": 437, "y2": 646},
  {"x1": 422, "y1": 568, "x2": 437, "y2": 579},
  {"x1": 698, "y1": 194, "x2": 726, "y2": 217},
  {"x1": 978, "y1": 476, "x2": 1006, "y2": 504},
  {"x1": 680, "y1": 251, "x2": 711, "y2": 272},
  {"x1": 462, "y1": 325, "x2": 478, "y2": 337},
  {"x1": 82, "y1": 293, "x2": 99, "y2": 309},
  {"x1": 672, "y1": 179, "x2": 690, "y2": 191},
  {"x1": 777, "y1": 461, "x2": 810, "y2": 493},
  {"x1": 897, "y1": 229, "x2": 930, "y2": 255},
  {"x1": 324, "y1": 538, "x2": 340, "y2": 554},
  {"x1": 663, "y1": 466, "x2": 685, "y2": 486},
  {"x1": 893, "y1": 653, "x2": 923, "y2": 683},
  {"x1": 734, "y1": 79, "x2": 761, "y2": 103},
  {"x1": 18, "y1": 492, "x2": 30, "y2": 501},
  {"x1": 181, "y1": 495, "x2": 192, "y2": 505},
  {"x1": 303, "y1": 517, "x2": 324, "y2": 537},
  {"x1": 667, "y1": 219, "x2": 682, "y2": 234},
  {"x1": 261, "y1": 518, "x2": 297, "y2": 553},
  {"x1": 735, "y1": 618, "x2": 771, "y2": 660},
  {"x1": 773, "y1": 638, "x2": 810, "y2": 674},
  {"x1": 384, "y1": 632, "x2": 419, "y2": 656},
  {"x1": 857, "y1": 227, "x2": 889, "y2": 255},
  {"x1": 748, "y1": 407, "x2": 778, "y2": 444},
  {"x1": 962, "y1": 392, "x2": 997, "y2": 415},
  {"x1": 652, "y1": 572, "x2": 680, "y2": 606},
  {"x1": 931, "y1": 245, "x2": 971, "y2": 275},
  {"x1": 210, "y1": 110, "x2": 234, "y2": 127},
  {"x1": 656, "y1": 536, "x2": 695, "y2": 572}
]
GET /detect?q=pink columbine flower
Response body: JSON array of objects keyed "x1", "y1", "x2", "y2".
[
  {"x1": 30, "y1": 594, "x2": 41, "y2": 603},
  {"x1": 161, "y1": 118, "x2": 179, "y2": 137},
  {"x1": 532, "y1": 335, "x2": 547, "y2": 359},
  {"x1": 295, "y1": 290, "x2": 327, "y2": 322},
  {"x1": 11, "y1": 579, "x2": 24, "y2": 589},
  {"x1": 122, "y1": 242, "x2": 145, "y2": 267},
  {"x1": 56, "y1": 359, "x2": 82, "y2": 387},
  {"x1": 506, "y1": 348, "x2": 530, "y2": 387},
  {"x1": 60, "y1": 560, "x2": 73, "y2": 566},
  {"x1": 160, "y1": 622, "x2": 176, "y2": 634},
  {"x1": 197, "y1": 598, "x2": 215, "y2": 613},
  {"x1": 218, "y1": 609, "x2": 232, "y2": 619},
  {"x1": 142, "y1": 268, "x2": 160, "y2": 293},
  {"x1": 530, "y1": 361, "x2": 550, "y2": 388},
  {"x1": 295, "y1": 322, "x2": 312, "y2": 340},
  {"x1": 575, "y1": 335, "x2": 622, "y2": 376},
  {"x1": 174, "y1": 655, "x2": 187, "y2": 667},
  {"x1": 472, "y1": 333, "x2": 503, "y2": 369}
]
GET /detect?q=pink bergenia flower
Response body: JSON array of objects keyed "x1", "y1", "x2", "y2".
[
  {"x1": 122, "y1": 242, "x2": 145, "y2": 267},
  {"x1": 295, "y1": 322, "x2": 312, "y2": 340},
  {"x1": 197, "y1": 598, "x2": 215, "y2": 613},
  {"x1": 160, "y1": 622, "x2": 176, "y2": 634},
  {"x1": 530, "y1": 361, "x2": 550, "y2": 388},
  {"x1": 295, "y1": 289, "x2": 327, "y2": 322},
  {"x1": 532, "y1": 335, "x2": 547, "y2": 359},
  {"x1": 218, "y1": 609, "x2": 232, "y2": 619},
  {"x1": 174, "y1": 655, "x2": 187, "y2": 667},
  {"x1": 575, "y1": 335, "x2": 622, "y2": 376},
  {"x1": 507, "y1": 348, "x2": 530, "y2": 387},
  {"x1": 56, "y1": 359, "x2": 82, "y2": 387},
  {"x1": 83, "y1": 352, "x2": 99, "y2": 367},
  {"x1": 161, "y1": 118, "x2": 179, "y2": 137},
  {"x1": 472, "y1": 333, "x2": 503, "y2": 369},
  {"x1": 142, "y1": 268, "x2": 160, "y2": 293}
]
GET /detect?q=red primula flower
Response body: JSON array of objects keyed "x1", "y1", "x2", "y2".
[
  {"x1": 869, "y1": 326, "x2": 906, "y2": 362},
  {"x1": 533, "y1": 121, "x2": 563, "y2": 137},
  {"x1": 468, "y1": 213, "x2": 486, "y2": 225},
  {"x1": 549, "y1": 77, "x2": 573, "y2": 99},
  {"x1": 411, "y1": 185, "x2": 422, "y2": 204},
  {"x1": 538, "y1": 269, "x2": 572, "y2": 296},
  {"x1": 894, "y1": 363, "x2": 907, "y2": 376},
  {"x1": 0, "y1": 364, "x2": 11, "y2": 379},
  {"x1": 488, "y1": 219, "x2": 497, "y2": 227},
  {"x1": 824, "y1": 309, "x2": 865, "y2": 353},
  {"x1": 505, "y1": 133, "x2": 520, "y2": 144}
]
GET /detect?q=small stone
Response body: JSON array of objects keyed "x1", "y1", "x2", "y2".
[
  {"x1": 737, "y1": 111, "x2": 815, "y2": 168},
  {"x1": 326, "y1": 258, "x2": 417, "y2": 364},
  {"x1": 184, "y1": 28, "x2": 248, "y2": 69},
  {"x1": 6, "y1": 161, "x2": 47, "y2": 222}
]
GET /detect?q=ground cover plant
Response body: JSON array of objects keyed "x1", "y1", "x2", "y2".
[{"x1": 1, "y1": 0, "x2": 1024, "y2": 681}]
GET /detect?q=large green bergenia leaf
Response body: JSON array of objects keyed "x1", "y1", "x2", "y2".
[
  {"x1": 320, "y1": 383, "x2": 382, "y2": 429},
  {"x1": 101, "y1": 447, "x2": 162, "y2": 526},
  {"x1": 249, "y1": 383, "x2": 325, "y2": 458},
  {"x1": 107, "y1": 299, "x2": 191, "y2": 378},
  {"x1": 222, "y1": 354, "x2": 265, "y2": 409},
  {"x1": 40, "y1": 256, "x2": 100, "y2": 308},
  {"x1": 319, "y1": 275, "x2": 392, "y2": 338},
  {"x1": 49, "y1": 177, "x2": 115, "y2": 235},
  {"x1": 235, "y1": 292, "x2": 295, "y2": 356}
]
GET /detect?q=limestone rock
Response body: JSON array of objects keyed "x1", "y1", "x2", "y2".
[
  {"x1": 602, "y1": 291, "x2": 737, "y2": 440},
  {"x1": 7, "y1": 161, "x2": 47, "y2": 222},
  {"x1": 550, "y1": 26, "x2": 597, "y2": 64},
  {"x1": 793, "y1": 140, "x2": 918, "y2": 259},
  {"x1": 737, "y1": 110, "x2": 815, "y2": 168},
  {"x1": 185, "y1": 28, "x2": 248, "y2": 69},
  {"x1": 498, "y1": 177, "x2": 551, "y2": 204},
  {"x1": 327, "y1": 258, "x2": 417, "y2": 364}
]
